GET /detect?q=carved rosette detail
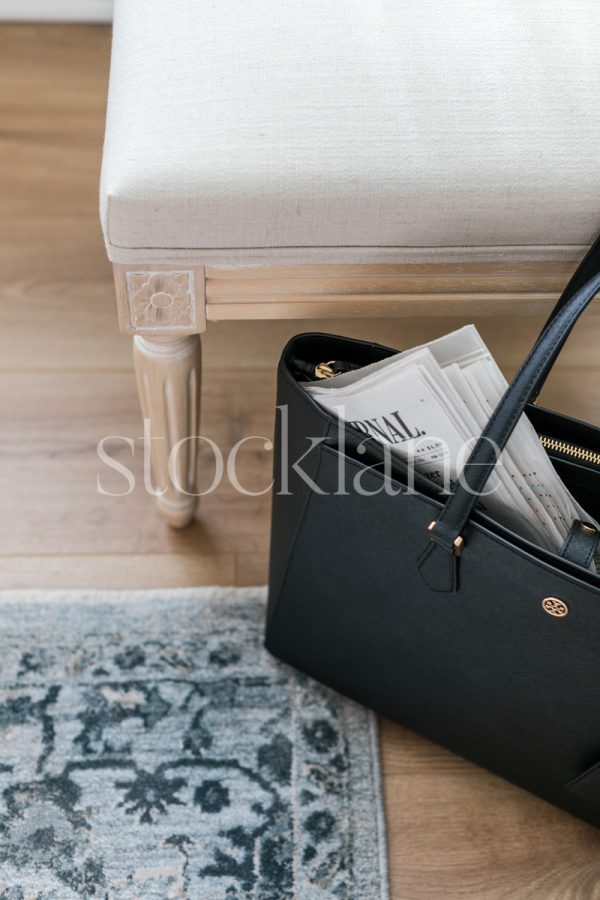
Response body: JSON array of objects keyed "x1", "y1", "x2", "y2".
[{"x1": 126, "y1": 271, "x2": 196, "y2": 330}]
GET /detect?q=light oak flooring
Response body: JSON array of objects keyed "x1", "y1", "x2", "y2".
[{"x1": 2, "y1": 24, "x2": 600, "y2": 899}]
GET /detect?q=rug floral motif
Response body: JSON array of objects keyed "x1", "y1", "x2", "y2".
[{"x1": 0, "y1": 588, "x2": 388, "y2": 900}]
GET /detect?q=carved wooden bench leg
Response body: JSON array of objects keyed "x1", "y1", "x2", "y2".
[
  {"x1": 133, "y1": 334, "x2": 201, "y2": 528},
  {"x1": 113, "y1": 264, "x2": 206, "y2": 528}
]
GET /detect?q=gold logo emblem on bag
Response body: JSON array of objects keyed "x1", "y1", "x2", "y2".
[{"x1": 542, "y1": 597, "x2": 569, "y2": 617}]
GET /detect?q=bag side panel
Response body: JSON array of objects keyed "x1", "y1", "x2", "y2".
[{"x1": 267, "y1": 445, "x2": 600, "y2": 828}]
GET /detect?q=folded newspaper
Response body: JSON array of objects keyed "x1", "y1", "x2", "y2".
[{"x1": 304, "y1": 326, "x2": 598, "y2": 563}]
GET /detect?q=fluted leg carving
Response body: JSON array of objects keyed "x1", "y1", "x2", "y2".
[{"x1": 133, "y1": 334, "x2": 202, "y2": 528}]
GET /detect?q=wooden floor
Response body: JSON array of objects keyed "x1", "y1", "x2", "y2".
[{"x1": 2, "y1": 24, "x2": 600, "y2": 898}]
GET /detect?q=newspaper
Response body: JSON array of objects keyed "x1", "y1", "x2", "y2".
[{"x1": 305, "y1": 326, "x2": 596, "y2": 557}]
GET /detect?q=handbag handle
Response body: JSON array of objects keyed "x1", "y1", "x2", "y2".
[
  {"x1": 540, "y1": 235, "x2": 600, "y2": 337},
  {"x1": 417, "y1": 234, "x2": 600, "y2": 592}
]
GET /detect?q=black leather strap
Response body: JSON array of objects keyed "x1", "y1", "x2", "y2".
[
  {"x1": 559, "y1": 520, "x2": 600, "y2": 569},
  {"x1": 540, "y1": 234, "x2": 600, "y2": 342},
  {"x1": 417, "y1": 239, "x2": 600, "y2": 592}
]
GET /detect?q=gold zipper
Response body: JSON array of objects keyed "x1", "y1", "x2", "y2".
[{"x1": 540, "y1": 435, "x2": 600, "y2": 467}]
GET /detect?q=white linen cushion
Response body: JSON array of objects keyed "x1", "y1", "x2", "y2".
[{"x1": 100, "y1": 0, "x2": 600, "y2": 266}]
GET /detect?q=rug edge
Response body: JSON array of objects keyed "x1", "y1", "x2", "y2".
[
  {"x1": 369, "y1": 712, "x2": 391, "y2": 900},
  {"x1": 0, "y1": 585, "x2": 266, "y2": 605}
]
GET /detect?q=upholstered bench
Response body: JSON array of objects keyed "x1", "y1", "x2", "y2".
[{"x1": 100, "y1": 0, "x2": 600, "y2": 527}]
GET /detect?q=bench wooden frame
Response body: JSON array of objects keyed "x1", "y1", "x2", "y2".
[{"x1": 112, "y1": 259, "x2": 575, "y2": 527}]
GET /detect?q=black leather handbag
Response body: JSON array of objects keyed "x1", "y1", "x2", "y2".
[{"x1": 265, "y1": 237, "x2": 600, "y2": 828}]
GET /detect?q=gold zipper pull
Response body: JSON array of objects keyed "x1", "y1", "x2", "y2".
[{"x1": 314, "y1": 361, "x2": 337, "y2": 380}]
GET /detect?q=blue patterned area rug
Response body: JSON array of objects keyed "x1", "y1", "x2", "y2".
[{"x1": 0, "y1": 587, "x2": 388, "y2": 900}]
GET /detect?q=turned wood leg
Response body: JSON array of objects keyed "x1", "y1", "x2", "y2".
[
  {"x1": 133, "y1": 334, "x2": 202, "y2": 528},
  {"x1": 112, "y1": 264, "x2": 206, "y2": 527}
]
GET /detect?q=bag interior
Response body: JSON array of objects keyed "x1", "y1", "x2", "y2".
[{"x1": 287, "y1": 332, "x2": 600, "y2": 536}]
